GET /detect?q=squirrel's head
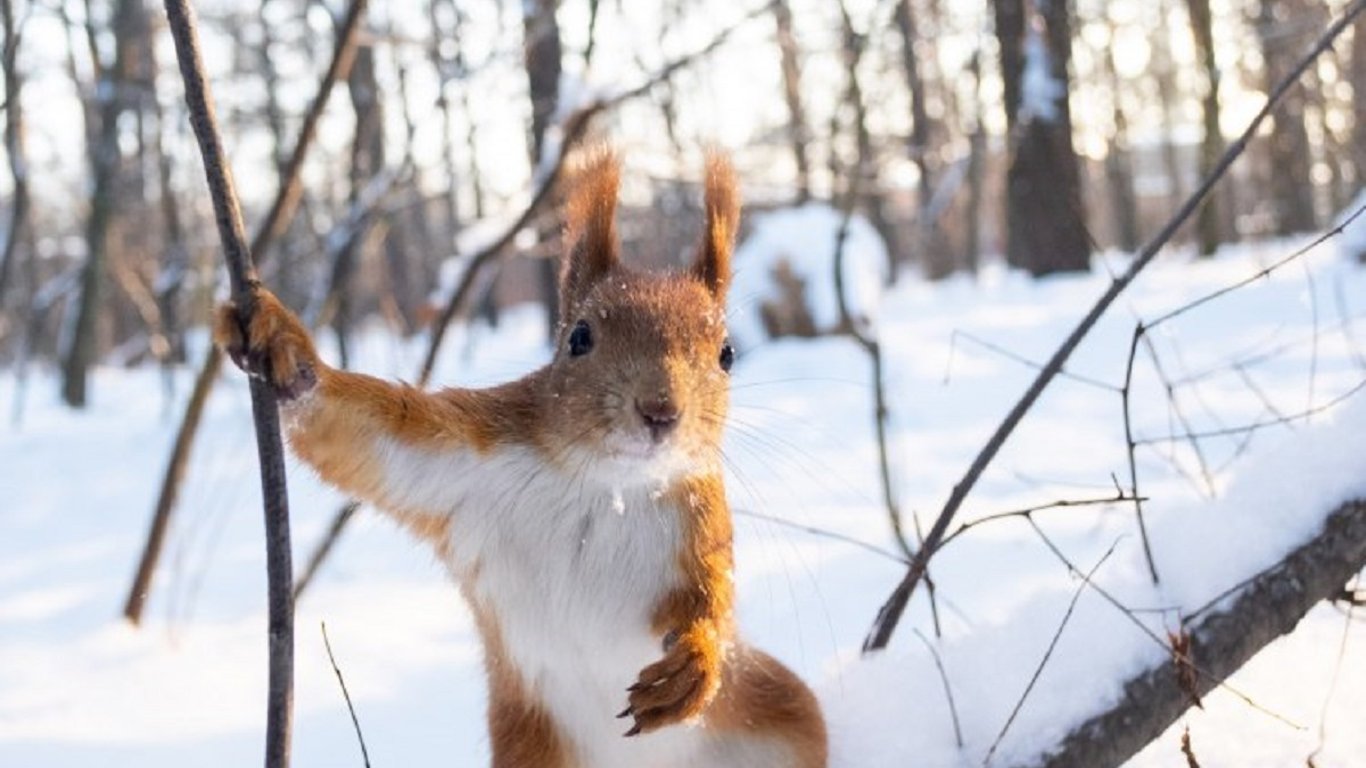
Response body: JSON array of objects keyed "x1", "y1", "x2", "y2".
[{"x1": 541, "y1": 147, "x2": 738, "y2": 485}]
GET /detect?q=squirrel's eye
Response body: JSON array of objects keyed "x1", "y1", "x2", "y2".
[
  {"x1": 719, "y1": 341, "x2": 734, "y2": 372},
  {"x1": 568, "y1": 320, "x2": 594, "y2": 357}
]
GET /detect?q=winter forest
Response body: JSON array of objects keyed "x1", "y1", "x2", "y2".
[{"x1": 4, "y1": 0, "x2": 1366, "y2": 765}]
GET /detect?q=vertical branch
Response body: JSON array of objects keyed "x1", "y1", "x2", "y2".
[
  {"x1": 124, "y1": 0, "x2": 368, "y2": 626},
  {"x1": 161, "y1": 1, "x2": 294, "y2": 765}
]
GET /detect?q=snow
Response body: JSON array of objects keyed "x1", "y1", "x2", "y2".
[
  {"x1": 729, "y1": 203, "x2": 888, "y2": 350},
  {"x1": 3, "y1": 233, "x2": 1366, "y2": 767}
]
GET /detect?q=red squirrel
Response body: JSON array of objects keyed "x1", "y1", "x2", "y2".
[{"x1": 216, "y1": 148, "x2": 827, "y2": 767}]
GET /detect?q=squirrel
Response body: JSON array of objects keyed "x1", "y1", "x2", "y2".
[{"x1": 216, "y1": 148, "x2": 828, "y2": 768}]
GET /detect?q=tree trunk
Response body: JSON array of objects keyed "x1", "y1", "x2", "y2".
[
  {"x1": 1028, "y1": 499, "x2": 1366, "y2": 768},
  {"x1": 772, "y1": 0, "x2": 811, "y2": 203},
  {"x1": 523, "y1": 0, "x2": 562, "y2": 338},
  {"x1": 0, "y1": 0, "x2": 30, "y2": 312},
  {"x1": 1259, "y1": 0, "x2": 1318, "y2": 235},
  {"x1": 1185, "y1": 0, "x2": 1223, "y2": 256},
  {"x1": 333, "y1": 38, "x2": 385, "y2": 366},
  {"x1": 1354, "y1": 9, "x2": 1366, "y2": 190},
  {"x1": 1101, "y1": 37, "x2": 1139, "y2": 253},
  {"x1": 995, "y1": 0, "x2": 1090, "y2": 276},
  {"x1": 893, "y1": 0, "x2": 953, "y2": 277},
  {"x1": 61, "y1": 0, "x2": 146, "y2": 406}
]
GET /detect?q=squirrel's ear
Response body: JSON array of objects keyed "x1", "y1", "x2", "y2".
[
  {"x1": 692, "y1": 149, "x2": 738, "y2": 298},
  {"x1": 562, "y1": 146, "x2": 621, "y2": 303}
]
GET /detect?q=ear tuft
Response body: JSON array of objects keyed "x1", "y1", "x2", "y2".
[
  {"x1": 562, "y1": 145, "x2": 621, "y2": 305},
  {"x1": 693, "y1": 149, "x2": 739, "y2": 298}
]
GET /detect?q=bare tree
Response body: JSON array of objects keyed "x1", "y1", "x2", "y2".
[
  {"x1": 1259, "y1": 0, "x2": 1318, "y2": 235},
  {"x1": 1354, "y1": 8, "x2": 1366, "y2": 191},
  {"x1": 893, "y1": 0, "x2": 954, "y2": 277},
  {"x1": 772, "y1": 0, "x2": 812, "y2": 203},
  {"x1": 0, "y1": 0, "x2": 30, "y2": 313},
  {"x1": 1186, "y1": 0, "x2": 1224, "y2": 255},
  {"x1": 523, "y1": 0, "x2": 563, "y2": 337},
  {"x1": 1100, "y1": 28, "x2": 1139, "y2": 253},
  {"x1": 61, "y1": 0, "x2": 148, "y2": 406},
  {"x1": 993, "y1": 0, "x2": 1089, "y2": 276}
]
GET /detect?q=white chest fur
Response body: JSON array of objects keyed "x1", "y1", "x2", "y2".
[{"x1": 372, "y1": 440, "x2": 712, "y2": 766}]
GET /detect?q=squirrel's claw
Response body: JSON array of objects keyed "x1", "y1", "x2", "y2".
[
  {"x1": 214, "y1": 289, "x2": 319, "y2": 401},
  {"x1": 620, "y1": 634, "x2": 719, "y2": 737}
]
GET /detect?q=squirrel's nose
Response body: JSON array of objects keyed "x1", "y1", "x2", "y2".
[{"x1": 636, "y1": 398, "x2": 681, "y2": 441}]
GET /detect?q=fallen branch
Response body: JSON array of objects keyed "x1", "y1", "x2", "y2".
[
  {"x1": 862, "y1": 0, "x2": 1366, "y2": 652},
  {"x1": 161, "y1": 0, "x2": 296, "y2": 765},
  {"x1": 1022, "y1": 499, "x2": 1366, "y2": 768}
]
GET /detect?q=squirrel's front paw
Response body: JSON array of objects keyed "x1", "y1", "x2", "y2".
[
  {"x1": 214, "y1": 289, "x2": 319, "y2": 401},
  {"x1": 619, "y1": 629, "x2": 723, "y2": 737}
]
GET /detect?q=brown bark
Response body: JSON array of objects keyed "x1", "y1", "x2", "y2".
[
  {"x1": 1354, "y1": 9, "x2": 1366, "y2": 189},
  {"x1": 523, "y1": 0, "x2": 562, "y2": 337},
  {"x1": 61, "y1": 0, "x2": 146, "y2": 407},
  {"x1": 1259, "y1": 0, "x2": 1318, "y2": 235},
  {"x1": 1101, "y1": 36, "x2": 1139, "y2": 253},
  {"x1": 1186, "y1": 0, "x2": 1224, "y2": 256},
  {"x1": 0, "y1": 0, "x2": 29, "y2": 311},
  {"x1": 1028, "y1": 500, "x2": 1366, "y2": 768},
  {"x1": 161, "y1": 1, "x2": 295, "y2": 764},
  {"x1": 995, "y1": 0, "x2": 1090, "y2": 276},
  {"x1": 773, "y1": 0, "x2": 811, "y2": 203}
]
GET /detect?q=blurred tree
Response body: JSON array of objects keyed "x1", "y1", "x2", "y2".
[
  {"x1": 62, "y1": 0, "x2": 149, "y2": 406},
  {"x1": 773, "y1": 0, "x2": 812, "y2": 203},
  {"x1": 1258, "y1": 0, "x2": 1318, "y2": 234},
  {"x1": 0, "y1": 0, "x2": 29, "y2": 313},
  {"x1": 994, "y1": 0, "x2": 1090, "y2": 276},
  {"x1": 524, "y1": 0, "x2": 562, "y2": 338},
  {"x1": 1354, "y1": 7, "x2": 1366, "y2": 190},
  {"x1": 1186, "y1": 0, "x2": 1224, "y2": 255},
  {"x1": 894, "y1": 0, "x2": 953, "y2": 278}
]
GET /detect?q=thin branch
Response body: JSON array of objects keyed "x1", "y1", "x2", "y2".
[
  {"x1": 161, "y1": 1, "x2": 295, "y2": 766},
  {"x1": 321, "y1": 622, "x2": 372, "y2": 768},
  {"x1": 913, "y1": 628, "x2": 964, "y2": 749},
  {"x1": 984, "y1": 539, "x2": 1118, "y2": 766},
  {"x1": 863, "y1": 0, "x2": 1366, "y2": 652},
  {"x1": 1133, "y1": 377, "x2": 1366, "y2": 445},
  {"x1": 124, "y1": 0, "x2": 369, "y2": 626}
]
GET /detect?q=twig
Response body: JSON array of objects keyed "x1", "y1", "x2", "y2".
[
  {"x1": 734, "y1": 507, "x2": 908, "y2": 565},
  {"x1": 913, "y1": 628, "x2": 964, "y2": 749},
  {"x1": 936, "y1": 489, "x2": 1141, "y2": 551},
  {"x1": 161, "y1": 1, "x2": 295, "y2": 765},
  {"x1": 946, "y1": 330, "x2": 1121, "y2": 393},
  {"x1": 321, "y1": 622, "x2": 372, "y2": 768},
  {"x1": 125, "y1": 0, "x2": 370, "y2": 626},
  {"x1": 983, "y1": 539, "x2": 1118, "y2": 766},
  {"x1": 862, "y1": 0, "x2": 1366, "y2": 652},
  {"x1": 1133, "y1": 377, "x2": 1366, "y2": 445}
]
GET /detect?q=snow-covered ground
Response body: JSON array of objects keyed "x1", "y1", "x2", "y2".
[{"x1": 3, "y1": 234, "x2": 1365, "y2": 767}]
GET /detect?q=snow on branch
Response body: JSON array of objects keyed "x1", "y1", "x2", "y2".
[{"x1": 1026, "y1": 498, "x2": 1366, "y2": 768}]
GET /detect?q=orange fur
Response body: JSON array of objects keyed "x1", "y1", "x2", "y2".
[{"x1": 216, "y1": 148, "x2": 827, "y2": 767}]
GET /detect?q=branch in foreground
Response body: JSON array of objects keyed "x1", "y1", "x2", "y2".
[
  {"x1": 862, "y1": 0, "x2": 1366, "y2": 652},
  {"x1": 124, "y1": 0, "x2": 369, "y2": 626},
  {"x1": 1023, "y1": 499, "x2": 1366, "y2": 768},
  {"x1": 162, "y1": 1, "x2": 295, "y2": 765}
]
